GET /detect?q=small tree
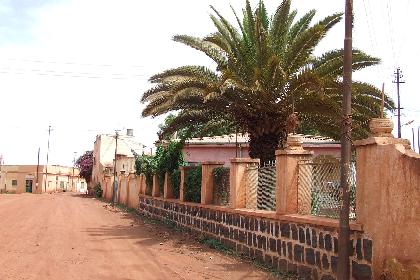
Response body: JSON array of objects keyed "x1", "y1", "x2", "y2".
[
  {"x1": 134, "y1": 140, "x2": 185, "y2": 195},
  {"x1": 75, "y1": 151, "x2": 93, "y2": 184}
]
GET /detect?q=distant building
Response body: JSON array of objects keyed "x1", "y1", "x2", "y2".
[
  {"x1": 0, "y1": 165, "x2": 86, "y2": 194},
  {"x1": 177, "y1": 133, "x2": 340, "y2": 166},
  {"x1": 91, "y1": 129, "x2": 147, "y2": 187}
]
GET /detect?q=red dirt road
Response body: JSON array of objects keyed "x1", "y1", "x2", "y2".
[{"x1": 0, "y1": 193, "x2": 274, "y2": 280}]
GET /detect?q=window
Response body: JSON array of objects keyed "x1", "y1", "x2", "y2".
[
  {"x1": 60, "y1": 181, "x2": 64, "y2": 188},
  {"x1": 12, "y1": 180, "x2": 17, "y2": 186}
]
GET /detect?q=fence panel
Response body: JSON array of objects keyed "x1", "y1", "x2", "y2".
[
  {"x1": 298, "y1": 160, "x2": 356, "y2": 219},
  {"x1": 245, "y1": 161, "x2": 276, "y2": 211}
]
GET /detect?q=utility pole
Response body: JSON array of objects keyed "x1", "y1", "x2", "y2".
[
  {"x1": 393, "y1": 68, "x2": 405, "y2": 138},
  {"x1": 418, "y1": 126, "x2": 420, "y2": 153},
  {"x1": 72, "y1": 152, "x2": 76, "y2": 191},
  {"x1": 44, "y1": 125, "x2": 52, "y2": 192},
  {"x1": 112, "y1": 131, "x2": 119, "y2": 205},
  {"x1": 337, "y1": 0, "x2": 352, "y2": 279},
  {"x1": 414, "y1": 126, "x2": 420, "y2": 154},
  {"x1": 36, "y1": 147, "x2": 40, "y2": 193}
]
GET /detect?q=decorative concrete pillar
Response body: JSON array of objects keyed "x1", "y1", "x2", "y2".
[
  {"x1": 136, "y1": 175, "x2": 142, "y2": 195},
  {"x1": 163, "y1": 172, "x2": 173, "y2": 199},
  {"x1": 127, "y1": 172, "x2": 135, "y2": 205},
  {"x1": 275, "y1": 134, "x2": 313, "y2": 215},
  {"x1": 201, "y1": 161, "x2": 224, "y2": 205},
  {"x1": 355, "y1": 118, "x2": 420, "y2": 278},
  {"x1": 118, "y1": 175, "x2": 126, "y2": 204},
  {"x1": 230, "y1": 158, "x2": 259, "y2": 209},
  {"x1": 152, "y1": 174, "x2": 160, "y2": 197},
  {"x1": 103, "y1": 175, "x2": 111, "y2": 201},
  {"x1": 179, "y1": 167, "x2": 189, "y2": 202},
  {"x1": 116, "y1": 175, "x2": 122, "y2": 203}
]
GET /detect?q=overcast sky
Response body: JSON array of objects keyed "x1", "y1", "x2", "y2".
[{"x1": 0, "y1": 0, "x2": 418, "y2": 165}]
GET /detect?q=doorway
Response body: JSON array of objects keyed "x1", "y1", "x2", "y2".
[{"x1": 25, "y1": 180, "x2": 33, "y2": 193}]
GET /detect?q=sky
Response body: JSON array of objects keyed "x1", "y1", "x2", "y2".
[{"x1": 0, "y1": 0, "x2": 419, "y2": 166}]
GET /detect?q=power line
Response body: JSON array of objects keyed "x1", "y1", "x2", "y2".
[
  {"x1": 0, "y1": 67, "x2": 146, "y2": 79},
  {"x1": 385, "y1": 0, "x2": 397, "y2": 65},
  {"x1": 362, "y1": 1, "x2": 377, "y2": 51},
  {"x1": 44, "y1": 125, "x2": 52, "y2": 192},
  {"x1": 395, "y1": 0, "x2": 413, "y2": 62},
  {"x1": 3, "y1": 58, "x2": 145, "y2": 68}
]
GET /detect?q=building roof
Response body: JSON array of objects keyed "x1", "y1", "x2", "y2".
[
  {"x1": 180, "y1": 133, "x2": 337, "y2": 146},
  {"x1": 96, "y1": 134, "x2": 147, "y2": 166}
]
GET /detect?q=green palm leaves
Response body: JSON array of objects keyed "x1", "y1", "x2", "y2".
[{"x1": 141, "y1": 0, "x2": 394, "y2": 163}]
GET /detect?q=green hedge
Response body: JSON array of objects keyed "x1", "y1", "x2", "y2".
[
  {"x1": 158, "y1": 173, "x2": 165, "y2": 196},
  {"x1": 184, "y1": 166, "x2": 201, "y2": 203},
  {"x1": 170, "y1": 169, "x2": 181, "y2": 199},
  {"x1": 145, "y1": 174, "x2": 153, "y2": 196},
  {"x1": 212, "y1": 167, "x2": 230, "y2": 206},
  {"x1": 93, "y1": 182, "x2": 103, "y2": 198}
]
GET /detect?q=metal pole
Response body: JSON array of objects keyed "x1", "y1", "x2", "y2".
[
  {"x1": 337, "y1": 0, "x2": 352, "y2": 279},
  {"x1": 36, "y1": 147, "x2": 40, "y2": 193},
  {"x1": 235, "y1": 128, "x2": 238, "y2": 158},
  {"x1": 396, "y1": 68, "x2": 401, "y2": 138},
  {"x1": 112, "y1": 131, "x2": 119, "y2": 205},
  {"x1": 44, "y1": 125, "x2": 51, "y2": 192},
  {"x1": 72, "y1": 152, "x2": 76, "y2": 191},
  {"x1": 417, "y1": 126, "x2": 420, "y2": 153},
  {"x1": 412, "y1": 128, "x2": 416, "y2": 152},
  {"x1": 393, "y1": 68, "x2": 405, "y2": 138}
]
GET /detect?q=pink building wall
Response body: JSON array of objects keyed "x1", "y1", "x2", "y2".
[{"x1": 183, "y1": 143, "x2": 341, "y2": 166}]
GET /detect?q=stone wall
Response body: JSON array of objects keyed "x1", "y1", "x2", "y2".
[{"x1": 139, "y1": 196, "x2": 372, "y2": 280}]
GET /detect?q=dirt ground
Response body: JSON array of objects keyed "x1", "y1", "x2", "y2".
[{"x1": 0, "y1": 193, "x2": 277, "y2": 280}]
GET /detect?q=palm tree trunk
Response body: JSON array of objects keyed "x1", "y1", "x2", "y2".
[{"x1": 248, "y1": 126, "x2": 285, "y2": 164}]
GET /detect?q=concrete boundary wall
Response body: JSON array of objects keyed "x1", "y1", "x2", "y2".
[
  {"x1": 98, "y1": 124, "x2": 420, "y2": 279},
  {"x1": 139, "y1": 196, "x2": 372, "y2": 280},
  {"x1": 102, "y1": 174, "x2": 144, "y2": 208}
]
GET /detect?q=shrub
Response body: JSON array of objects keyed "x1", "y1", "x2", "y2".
[
  {"x1": 75, "y1": 151, "x2": 93, "y2": 183},
  {"x1": 158, "y1": 173, "x2": 165, "y2": 195},
  {"x1": 213, "y1": 167, "x2": 230, "y2": 206},
  {"x1": 133, "y1": 140, "x2": 185, "y2": 197},
  {"x1": 93, "y1": 182, "x2": 103, "y2": 198},
  {"x1": 170, "y1": 169, "x2": 181, "y2": 199},
  {"x1": 184, "y1": 166, "x2": 202, "y2": 203}
]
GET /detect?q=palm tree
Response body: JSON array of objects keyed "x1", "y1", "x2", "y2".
[{"x1": 141, "y1": 0, "x2": 393, "y2": 163}]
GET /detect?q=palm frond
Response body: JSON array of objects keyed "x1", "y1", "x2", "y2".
[{"x1": 173, "y1": 35, "x2": 227, "y2": 66}]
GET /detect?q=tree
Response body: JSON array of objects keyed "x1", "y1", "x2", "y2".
[
  {"x1": 141, "y1": 0, "x2": 394, "y2": 163},
  {"x1": 133, "y1": 140, "x2": 185, "y2": 193},
  {"x1": 157, "y1": 113, "x2": 236, "y2": 140},
  {"x1": 75, "y1": 151, "x2": 93, "y2": 183}
]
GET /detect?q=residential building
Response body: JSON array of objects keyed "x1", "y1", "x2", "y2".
[
  {"x1": 0, "y1": 165, "x2": 86, "y2": 194},
  {"x1": 176, "y1": 133, "x2": 341, "y2": 166},
  {"x1": 91, "y1": 129, "x2": 147, "y2": 187}
]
